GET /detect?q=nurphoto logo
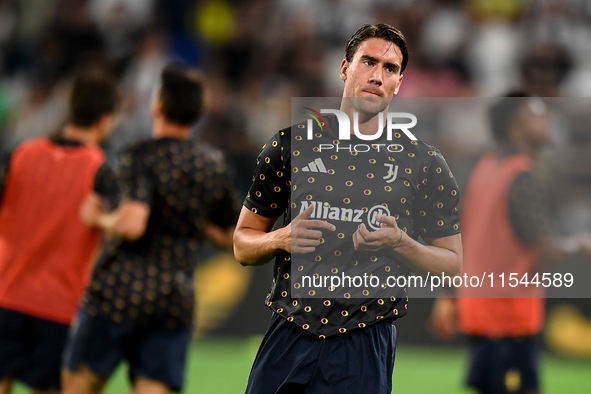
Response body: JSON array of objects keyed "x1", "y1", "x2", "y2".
[
  {"x1": 304, "y1": 109, "x2": 417, "y2": 141},
  {"x1": 302, "y1": 108, "x2": 417, "y2": 153}
]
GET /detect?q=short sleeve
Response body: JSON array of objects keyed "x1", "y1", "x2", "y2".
[
  {"x1": 508, "y1": 171, "x2": 550, "y2": 244},
  {"x1": 202, "y1": 149, "x2": 240, "y2": 228},
  {"x1": 118, "y1": 146, "x2": 154, "y2": 205},
  {"x1": 243, "y1": 130, "x2": 290, "y2": 217},
  {"x1": 413, "y1": 149, "x2": 461, "y2": 238},
  {"x1": 93, "y1": 162, "x2": 121, "y2": 211}
]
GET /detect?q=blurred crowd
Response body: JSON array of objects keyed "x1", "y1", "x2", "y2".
[{"x1": 0, "y1": 0, "x2": 590, "y2": 232}]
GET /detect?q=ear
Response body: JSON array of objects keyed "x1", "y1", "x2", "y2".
[
  {"x1": 98, "y1": 113, "x2": 114, "y2": 132},
  {"x1": 151, "y1": 96, "x2": 164, "y2": 118},
  {"x1": 340, "y1": 58, "x2": 349, "y2": 81},
  {"x1": 393, "y1": 74, "x2": 404, "y2": 96}
]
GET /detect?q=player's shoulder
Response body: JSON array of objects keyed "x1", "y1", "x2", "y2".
[
  {"x1": 14, "y1": 136, "x2": 104, "y2": 162},
  {"x1": 256, "y1": 126, "x2": 292, "y2": 158},
  {"x1": 190, "y1": 141, "x2": 225, "y2": 163},
  {"x1": 268, "y1": 125, "x2": 292, "y2": 145},
  {"x1": 263, "y1": 117, "x2": 318, "y2": 147},
  {"x1": 120, "y1": 137, "x2": 152, "y2": 156},
  {"x1": 14, "y1": 136, "x2": 50, "y2": 152},
  {"x1": 279, "y1": 125, "x2": 293, "y2": 140},
  {"x1": 408, "y1": 137, "x2": 448, "y2": 164},
  {"x1": 511, "y1": 169, "x2": 543, "y2": 190},
  {"x1": 7, "y1": 137, "x2": 48, "y2": 165},
  {"x1": 412, "y1": 137, "x2": 443, "y2": 156},
  {"x1": 117, "y1": 138, "x2": 163, "y2": 170},
  {"x1": 120, "y1": 136, "x2": 187, "y2": 157}
]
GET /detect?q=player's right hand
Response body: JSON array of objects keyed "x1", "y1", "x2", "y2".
[
  {"x1": 287, "y1": 204, "x2": 335, "y2": 254},
  {"x1": 428, "y1": 296, "x2": 457, "y2": 341},
  {"x1": 79, "y1": 193, "x2": 104, "y2": 227}
]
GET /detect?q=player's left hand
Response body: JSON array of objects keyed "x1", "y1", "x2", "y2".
[
  {"x1": 352, "y1": 214, "x2": 403, "y2": 252},
  {"x1": 576, "y1": 234, "x2": 591, "y2": 257},
  {"x1": 79, "y1": 193, "x2": 105, "y2": 227}
]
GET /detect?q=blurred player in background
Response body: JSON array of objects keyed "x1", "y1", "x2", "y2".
[
  {"x1": 234, "y1": 24, "x2": 463, "y2": 394},
  {"x1": 431, "y1": 93, "x2": 591, "y2": 394},
  {"x1": 62, "y1": 64, "x2": 238, "y2": 394},
  {"x1": 0, "y1": 75, "x2": 119, "y2": 394}
]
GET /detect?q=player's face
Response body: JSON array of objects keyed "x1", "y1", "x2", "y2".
[
  {"x1": 514, "y1": 99, "x2": 551, "y2": 148},
  {"x1": 340, "y1": 38, "x2": 404, "y2": 113}
]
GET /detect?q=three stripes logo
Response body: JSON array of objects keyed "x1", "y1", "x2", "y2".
[{"x1": 302, "y1": 158, "x2": 327, "y2": 173}]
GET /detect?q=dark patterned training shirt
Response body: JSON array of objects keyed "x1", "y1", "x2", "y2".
[
  {"x1": 244, "y1": 116, "x2": 461, "y2": 338},
  {"x1": 495, "y1": 146, "x2": 551, "y2": 244},
  {"x1": 84, "y1": 137, "x2": 238, "y2": 329},
  {"x1": 508, "y1": 170, "x2": 551, "y2": 244}
]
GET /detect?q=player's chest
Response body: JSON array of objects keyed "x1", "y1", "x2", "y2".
[{"x1": 291, "y1": 134, "x2": 425, "y2": 219}]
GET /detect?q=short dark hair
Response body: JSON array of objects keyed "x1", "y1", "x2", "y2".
[
  {"x1": 489, "y1": 91, "x2": 529, "y2": 141},
  {"x1": 69, "y1": 75, "x2": 119, "y2": 128},
  {"x1": 159, "y1": 64, "x2": 205, "y2": 126},
  {"x1": 344, "y1": 24, "x2": 409, "y2": 73}
]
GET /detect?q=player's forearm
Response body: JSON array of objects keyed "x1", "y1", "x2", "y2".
[
  {"x1": 393, "y1": 232, "x2": 462, "y2": 276},
  {"x1": 92, "y1": 209, "x2": 145, "y2": 242},
  {"x1": 205, "y1": 224, "x2": 235, "y2": 251},
  {"x1": 94, "y1": 211, "x2": 119, "y2": 235},
  {"x1": 233, "y1": 226, "x2": 289, "y2": 266}
]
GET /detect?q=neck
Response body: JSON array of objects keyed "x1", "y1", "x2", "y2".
[
  {"x1": 339, "y1": 97, "x2": 389, "y2": 136},
  {"x1": 509, "y1": 136, "x2": 539, "y2": 160},
  {"x1": 61, "y1": 125, "x2": 101, "y2": 146},
  {"x1": 153, "y1": 118, "x2": 191, "y2": 140}
]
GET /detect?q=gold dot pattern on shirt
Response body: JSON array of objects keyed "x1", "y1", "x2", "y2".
[
  {"x1": 241, "y1": 120, "x2": 460, "y2": 338},
  {"x1": 84, "y1": 138, "x2": 238, "y2": 329}
]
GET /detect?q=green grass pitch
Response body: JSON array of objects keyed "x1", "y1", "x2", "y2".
[{"x1": 12, "y1": 338, "x2": 591, "y2": 393}]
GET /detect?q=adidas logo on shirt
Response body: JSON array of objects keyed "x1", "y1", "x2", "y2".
[{"x1": 302, "y1": 158, "x2": 327, "y2": 173}]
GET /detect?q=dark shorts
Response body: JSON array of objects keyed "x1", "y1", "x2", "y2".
[
  {"x1": 0, "y1": 307, "x2": 69, "y2": 391},
  {"x1": 245, "y1": 313, "x2": 397, "y2": 394},
  {"x1": 466, "y1": 335, "x2": 539, "y2": 394},
  {"x1": 63, "y1": 309, "x2": 191, "y2": 392}
]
